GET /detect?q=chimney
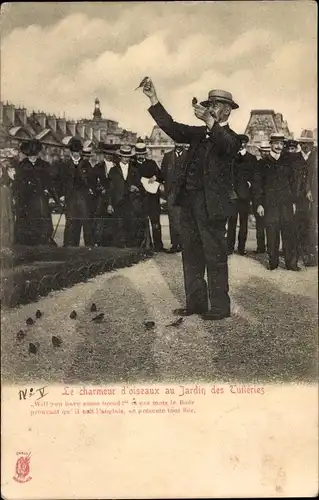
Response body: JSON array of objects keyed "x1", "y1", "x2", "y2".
[
  {"x1": 47, "y1": 114, "x2": 57, "y2": 132},
  {"x1": 15, "y1": 107, "x2": 27, "y2": 125},
  {"x1": 57, "y1": 117, "x2": 67, "y2": 135},
  {"x1": 85, "y1": 125, "x2": 93, "y2": 140},
  {"x1": 34, "y1": 112, "x2": 47, "y2": 129},
  {"x1": 3, "y1": 103, "x2": 16, "y2": 126},
  {"x1": 93, "y1": 128, "x2": 101, "y2": 142},
  {"x1": 76, "y1": 122, "x2": 85, "y2": 138},
  {"x1": 67, "y1": 120, "x2": 76, "y2": 136}
]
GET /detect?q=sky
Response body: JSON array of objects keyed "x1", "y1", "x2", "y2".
[{"x1": 1, "y1": 1, "x2": 317, "y2": 138}]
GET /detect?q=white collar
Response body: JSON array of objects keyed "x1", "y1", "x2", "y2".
[
  {"x1": 218, "y1": 120, "x2": 228, "y2": 127},
  {"x1": 239, "y1": 149, "x2": 247, "y2": 156},
  {"x1": 270, "y1": 151, "x2": 281, "y2": 160},
  {"x1": 301, "y1": 150, "x2": 311, "y2": 160}
]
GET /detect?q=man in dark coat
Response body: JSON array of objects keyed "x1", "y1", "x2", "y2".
[
  {"x1": 142, "y1": 79, "x2": 241, "y2": 320},
  {"x1": 61, "y1": 138, "x2": 95, "y2": 247},
  {"x1": 297, "y1": 132, "x2": 318, "y2": 266},
  {"x1": 227, "y1": 134, "x2": 256, "y2": 255},
  {"x1": 91, "y1": 143, "x2": 117, "y2": 246},
  {"x1": 158, "y1": 143, "x2": 188, "y2": 253},
  {"x1": 13, "y1": 139, "x2": 60, "y2": 246},
  {"x1": 254, "y1": 133, "x2": 299, "y2": 271},
  {"x1": 108, "y1": 145, "x2": 144, "y2": 248},
  {"x1": 133, "y1": 141, "x2": 164, "y2": 252},
  {"x1": 251, "y1": 141, "x2": 271, "y2": 254}
]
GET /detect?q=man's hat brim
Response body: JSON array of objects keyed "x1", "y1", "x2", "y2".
[
  {"x1": 116, "y1": 150, "x2": 135, "y2": 157},
  {"x1": 200, "y1": 98, "x2": 239, "y2": 109}
]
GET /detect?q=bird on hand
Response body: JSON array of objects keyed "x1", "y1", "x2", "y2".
[{"x1": 134, "y1": 76, "x2": 149, "y2": 90}]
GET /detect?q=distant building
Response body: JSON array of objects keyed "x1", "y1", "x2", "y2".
[
  {"x1": 244, "y1": 109, "x2": 293, "y2": 156},
  {"x1": 144, "y1": 125, "x2": 175, "y2": 165},
  {"x1": 0, "y1": 98, "x2": 138, "y2": 162}
]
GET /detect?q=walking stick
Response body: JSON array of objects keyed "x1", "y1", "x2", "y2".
[{"x1": 52, "y1": 202, "x2": 65, "y2": 239}]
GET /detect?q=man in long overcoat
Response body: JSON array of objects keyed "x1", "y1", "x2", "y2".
[
  {"x1": 254, "y1": 133, "x2": 299, "y2": 271},
  {"x1": 227, "y1": 134, "x2": 257, "y2": 255},
  {"x1": 62, "y1": 138, "x2": 95, "y2": 247},
  {"x1": 108, "y1": 145, "x2": 144, "y2": 248},
  {"x1": 13, "y1": 139, "x2": 60, "y2": 246},
  {"x1": 142, "y1": 79, "x2": 241, "y2": 320},
  {"x1": 133, "y1": 141, "x2": 164, "y2": 252},
  {"x1": 251, "y1": 141, "x2": 271, "y2": 253},
  {"x1": 158, "y1": 143, "x2": 188, "y2": 253}
]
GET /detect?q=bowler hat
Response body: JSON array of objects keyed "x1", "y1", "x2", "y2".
[
  {"x1": 297, "y1": 129, "x2": 315, "y2": 143},
  {"x1": 200, "y1": 89, "x2": 239, "y2": 109},
  {"x1": 270, "y1": 133, "x2": 285, "y2": 142},
  {"x1": 68, "y1": 137, "x2": 83, "y2": 152},
  {"x1": 20, "y1": 139, "x2": 42, "y2": 156},
  {"x1": 116, "y1": 144, "x2": 135, "y2": 157},
  {"x1": 285, "y1": 139, "x2": 299, "y2": 148},
  {"x1": 238, "y1": 134, "x2": 249, "y2": 143},
  {"x1": 97, "y1": 142, "x2": 117, "y2": 155},
  {"x1": 135, "y1": 142, "x2": 147, "y2": 155}
]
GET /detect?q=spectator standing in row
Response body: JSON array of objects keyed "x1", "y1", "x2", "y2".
[{"x1": 227, "y1": 134, "x2": 256, "y2": 255}]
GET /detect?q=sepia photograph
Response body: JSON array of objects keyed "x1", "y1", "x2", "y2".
[{"x1": 1, "y1": 1, "x2": 318, "y2": 498}]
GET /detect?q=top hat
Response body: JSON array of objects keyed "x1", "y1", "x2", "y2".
[
  {"x1": 297, "y1": 129, "x2": 315, "y2": 143},
  {"x1": 200, "y1": 89, "x2": 239, "y2": 109},
  {"x1": 270, "y1": 133, "x2": 285, "y2": 142},
  {"x1": 68, "y1": 137, "x2": 83, "y2": 153},
  {"x1": 258, "y1": 141, "x2": 271, "y2": 151},
  {"x1": 116, "y1": 144, "x2": 135, "y2": 157},
  {"x1": 135, "y1": 142, "x2": 147, "y2": 155},
  {"x1": 19, "y1": 139, "x2": 42, "y2": 156},
  {"x1": 238, "y1": 134, "x2": 249, "y2": 143}
]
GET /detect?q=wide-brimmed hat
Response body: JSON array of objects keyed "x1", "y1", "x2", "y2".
[
  {"x1": 200, "y1": 89, "x2": 239, "y2": 109},
  {"x1": 82, "y1": 147, "x2": 93, "y2": 157},
  {"x1": 135, "y1": 142, "x2": 147, "y2": 155},
  {"x1": 68, "y1": 137, "x2": 83, "y2": 153},
  {"x1": 297, "y1": 129, "x2": 315, "y2": 143},
  {"x1": 270, "y1": 133, "x2": 285, "y2": 142},
  {"x1": 238, "y1": 134, "x2": 249, "y2": 143},
  {"x1": 97, "y1": 142, "x2": 118, "y2": 155},
  {"x1": 19, "y1": 139, "x2": 42, "y2": 156},
  {"x1": 258, "y1": 141, "x2": 271, "y2": 151},
  {"x1": 116, "y1": 144, "x2": 135, "y2": 157}
]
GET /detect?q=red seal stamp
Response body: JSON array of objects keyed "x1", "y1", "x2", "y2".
[{"x1": 13, "y1": 452, "x2": 32, "y2": 483}]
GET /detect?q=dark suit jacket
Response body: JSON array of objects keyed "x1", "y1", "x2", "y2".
[
  {"x1": 148, "y1": 102, "x2": 241, "y2": 218},
  {"x1": 92, "y1": 161, "x2": 112, "y2": 195},
  {"x1": 108, "y1": 162, "x2": 143, "y2": 210},
  {"x1": 159, "y1": 149, "x2": 188, "y2": 199},
  {"x1": 233, "y1": 151, "x2": 257, "y2": 200},
  {"x1": 253, "y1": 152, "x2": 297, "y2": 223},
  {"x1": 62, "y1": 158, "x2": 94, "y2": 202}
]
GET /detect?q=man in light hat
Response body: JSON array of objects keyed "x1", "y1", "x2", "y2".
[
  {"x1": 133, "y1": 141, "x2": 164, "y2": 252},
  {"x1": 227, "y1": 134, "x2": 256, "y2": 256},
  {"x1": 158, "y1": 142, "x2": 188, "y2": 253},
  {"x1": 13, "y1": 139, "x2": 60, "y2": 245},
  {"x1": 91, "y1": 143, "x2": 118, "y2": 246},
  {"x1": 142, "y1": 79, "x2": 241, "y2": 320},
  {"x1": 61, "y1": 137, "x2": 95, "y2": 247},
  {"x1": 296, "y1": 130, "x2": 317, "y2": 266},
  {"x1": 108, "y1": 145, "x2": 144, "y2": 247},
  {"x1": 254, "y1": 133, "x2": 299, "y2": 271}
]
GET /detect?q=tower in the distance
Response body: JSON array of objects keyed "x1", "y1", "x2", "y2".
[{"x1": 93, "y1": 97, "x2": 102, "y2": 121}]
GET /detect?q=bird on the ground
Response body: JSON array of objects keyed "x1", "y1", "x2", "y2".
[
  {"x1": 166, "y1": 317, "x2": 184, "y2": 327},
  {"x1": 91, "y1": 313, "x2": 104, "y2": 322},
  {"x1": 90, "y1": 303, "x2": 97, "y2": 312},
  {"x1": 28, "y1": 342, "x2": 39, "y2": 354},
  {"x1": 70, "y1": 310, "x2": 77, "y2": 319},
  {"x1": 144, "y1": 320, "x2": 155, "y2": 330},
  {"x1": 134, "y1": 76, "x2": 149, "y2": 90},
  {"x1": 192, "y1": 97, "x2": 198, "y2": 106},
  {"x1": 35, "y1": 310, "x2": 42, "y2": 319},
  {"x1": 52, "y1": 335, "x2": 62, "y2": 347},
  {"x1": 17, "y1": 330, "x2": 26, "y2": 341},
  {"x1": 26, "y1": 317, "x2": 34, "y2": 326}
]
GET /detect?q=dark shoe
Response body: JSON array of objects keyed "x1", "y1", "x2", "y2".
[
  {"x1": 227, "y1": 249, "x2": 234, "y2": 255},
  {"x1": 172, "y1": 308, "x2": 204, "y2": 317},
  {"x1": 268, "y1": 265, "x2": 278, "y2": 270},
  {"x1": 201, "y1": 310, "x2": 231, "y2": 321},
  {"x1": 167, "y1": 246, "x2": 179, "y2": 254},
  {"x1": 237, "y1": 249, "x2": 247, "y2": 256},
  {"x1": 155, "y1": 247, "x2": 166, "y2": 253},
  {"x1": 286, "y1": 265, "x2": 302, "y2": 272},
  {"x1": 254, "y1": 248, "x2": 265, "y2": 254}
]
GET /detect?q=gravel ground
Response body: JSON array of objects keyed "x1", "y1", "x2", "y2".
[{"x1": 1, "y1": 218, "x2": 317, "y2": 385}]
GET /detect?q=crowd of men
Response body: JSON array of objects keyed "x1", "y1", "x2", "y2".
[{"x1": 0, "y1": 126, "x2": 317, "y2": 271}]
